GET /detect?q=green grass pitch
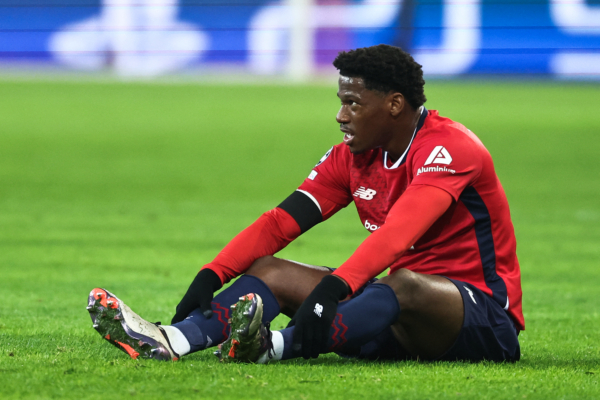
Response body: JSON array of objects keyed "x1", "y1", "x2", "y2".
[{"x1": 0, "y1": 78, "x2": 599, "y2": 399}]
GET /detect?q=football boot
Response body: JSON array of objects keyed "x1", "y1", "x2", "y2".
[
  {"x1": 87, "y1": 288, "x2": 178, "y2": 361},
  {"x1": 216, "y1": 293, "x2": 274, "y2": 363}
]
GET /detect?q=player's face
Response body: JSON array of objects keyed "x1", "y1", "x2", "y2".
[{"x1": 336, "y1": 76, "x2": 394, "y2": 154}]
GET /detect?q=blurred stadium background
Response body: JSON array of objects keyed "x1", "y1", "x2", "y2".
[
  {"x1": 2, "y1": 0, "x2": 600, "y2": 80},
  {"x1": 2, "y1": 1, "x2": 600, "y2": 398}
]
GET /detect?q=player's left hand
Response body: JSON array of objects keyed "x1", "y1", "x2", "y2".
[{"x1": 287, "y1": 275, "x2": 349, "y2": 359}]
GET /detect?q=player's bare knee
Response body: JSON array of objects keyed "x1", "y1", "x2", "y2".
[
  {"x1": 245, "y1": 255, "x2": 279, "y2": 279},
  {"x1": 378, "y1": 269, "x2": 424, "y2": 311}
]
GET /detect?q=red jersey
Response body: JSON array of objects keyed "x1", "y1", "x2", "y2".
[{"x1": 298, "y1": 109, "x2": 524, "y2": 330}]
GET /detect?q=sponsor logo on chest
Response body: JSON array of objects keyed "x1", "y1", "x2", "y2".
[
  {"x1": 364, "y1": 219, "x2": 380, "y2": 231},
  {"x1": 353, "y1": 186, "x2": 377, "y2": 200}
]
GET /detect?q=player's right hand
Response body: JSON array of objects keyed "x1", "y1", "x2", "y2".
[
  {"x1": 171, "y1": 268, "x2": 223, "y2": 324},
  {"x1": 287, "y1": 274, "x2": 349, "y2": 359}
]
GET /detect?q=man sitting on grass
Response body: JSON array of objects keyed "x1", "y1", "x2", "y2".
[{"x1": 88, "y1": 44, "x2": 523, "y2": 363}]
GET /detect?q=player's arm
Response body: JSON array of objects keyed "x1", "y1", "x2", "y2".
[
  {"x1": 332, "y1": 184, "x2": 453, "y2": 292},
  {"x1": 171, "y1": 190, "x2": 344, "y2": 323},
  {"x1": 332, "y1": 134, "x2": 482, "y2": 291},
  {"x1": 287, "y1": 184, "x2": 453, "y2": 358},
  {"x1": 204, "y1": 190, "x2": 341, "y2": 283},
  {"x1": 172, "y1": 144, "x2": 351, "y2": 323}
]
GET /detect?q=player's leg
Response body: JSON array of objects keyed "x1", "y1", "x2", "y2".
[
  {"x1": 218, "y1": 256, "x2": 406, "y2": 363},
  {"x1": 88, "y1": 256, "x2": 330, "y2": 360},
  {"x1": 244, "y1": 255, "x2": 332, "y2": 317},
  {"x1": 218, "y1": 277, "x2": 405, "y2": 363},
  {"x1": 315, "y1": 267, "x2": 518, "y2": 362},
  {"x1": 376, "y1": 268, "x2": 464, "y2": 359},
  {"x1": 379, "y1": 269, "x2": 519, "y2": 362},
  {"x1": 167, "y1": 256, "x2": 330, "y2": 354},
  {"x1": 251, "y1": 263, "x2": 462, "y2": 361},
  {"x1": 221, "y1": 266, "x2": 517, "y2": 363},
  {"x1": 325, "y1": 269, "x2": 518, "y2": 362}
]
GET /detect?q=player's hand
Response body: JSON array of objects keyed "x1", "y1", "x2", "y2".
[
  {"x1": 171, "y1": 268, "x2": 223, "y2": 324},
  {"x1": 287, "y1": 275, "x2": 349, "y2": 359}
]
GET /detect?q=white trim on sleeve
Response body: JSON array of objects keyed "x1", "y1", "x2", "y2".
[{"x1": 296, "y1": 189, "x2": 322, "y2": 214}]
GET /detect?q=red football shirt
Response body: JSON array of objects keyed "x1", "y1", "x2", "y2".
[{"x1": 298, "y1": 109, "x2": 524, "y2": 330}]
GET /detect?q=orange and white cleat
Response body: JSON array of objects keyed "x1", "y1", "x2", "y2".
[{"x1": 87, "y1": 288, "x2": 178, "y2": 361}]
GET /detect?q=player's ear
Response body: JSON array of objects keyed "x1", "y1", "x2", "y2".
[{"x1": 389, "y1": 92, "x2": 405, "y2": 117}]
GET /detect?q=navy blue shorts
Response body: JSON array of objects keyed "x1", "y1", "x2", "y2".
[{"x1": 351, "y1": 277, "x2": 520, "y2": 363}]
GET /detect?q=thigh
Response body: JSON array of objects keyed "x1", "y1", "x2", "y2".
[
  {"x1": 245, "y1": 256, "x2": 332, "y2": 317},
  {"x1": 378, "y1": 269, "x2": 464, "y2": 360},
  {"x1": 438, "y1": 279, "x2": 520, "y2": 362}
]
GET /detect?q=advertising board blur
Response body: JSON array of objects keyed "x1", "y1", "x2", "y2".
[{"x1": 1, "y1": 0, "x2": 599, "y2": 78}]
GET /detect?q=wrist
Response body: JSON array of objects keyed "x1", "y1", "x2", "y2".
[
  {"x1": 317, "y1": 275, "x2": 350, "y2": 301},
  {"x1": 198, "y1": 267, "x2": 223, "y2": 291}
]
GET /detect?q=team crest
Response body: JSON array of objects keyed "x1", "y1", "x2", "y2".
[{"x1": 315, "y1": 147, "x2": 333, "y2": 167}]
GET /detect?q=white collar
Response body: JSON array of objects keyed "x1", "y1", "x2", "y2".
[{"x1": 383, "y1": 106, "x2": 424, "y2": 170}]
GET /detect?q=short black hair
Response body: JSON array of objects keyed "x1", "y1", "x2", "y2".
[{"x1": 333, "y1": 44, "x2": 426, "y2": 109}]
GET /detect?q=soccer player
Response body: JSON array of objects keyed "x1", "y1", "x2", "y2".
[{"x1": 88, "y1": 44, "x2": 523, "y2": 363}]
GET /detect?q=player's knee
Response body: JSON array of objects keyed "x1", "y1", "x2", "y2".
[
  {"x1": 379, "y1": 269, "x2": 424, "y2": 311},
  {"x1": 245, "y1": 256, "x2": 278, "y2": 278},
  {"x1": 246, "y1": 256, "x2": 298, "y2": 290}
]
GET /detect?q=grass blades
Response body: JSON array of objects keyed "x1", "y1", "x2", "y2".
[{"x1": 0, "y1": 79, "x2": 599, "y2": 399}]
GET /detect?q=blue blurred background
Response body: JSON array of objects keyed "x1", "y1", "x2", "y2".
[{"x1": 1, "y1": 0, "x2": 599, "y2": 79}]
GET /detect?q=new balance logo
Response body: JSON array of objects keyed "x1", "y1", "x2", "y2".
[
  {"x1": 424, "y1": 146, "x2": 453, "y2": 166},
  {"x1": 464, "y1": 286, "x2": 477, "y2": 304},
  {"x1": 314, "y1": 303, "x2": 323, "y2": 317},
  {"x1": 353, "y1": 187, "x2": 377, "y2": 200}
]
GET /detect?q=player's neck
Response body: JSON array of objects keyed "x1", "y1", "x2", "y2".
[{"x1": 385, "y1": 106, "x2": 422, "y2": 163}]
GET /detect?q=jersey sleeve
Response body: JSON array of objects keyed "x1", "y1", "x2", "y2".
[
  {"x1": 202, "y1": 144, "x2": 353, "y2": 284},
  {"x1": 408, "y1": 129, "x2": 483, "y2": 200},
  {"x1": 332, "y1": 185, "x2": 453, "y2": 293},
  {"x1": 203, "y1": 207, "x2": 302, "y2": 284},
  {"x1": 298, "y1": 144, "x2": 353, "y2": 207}
]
